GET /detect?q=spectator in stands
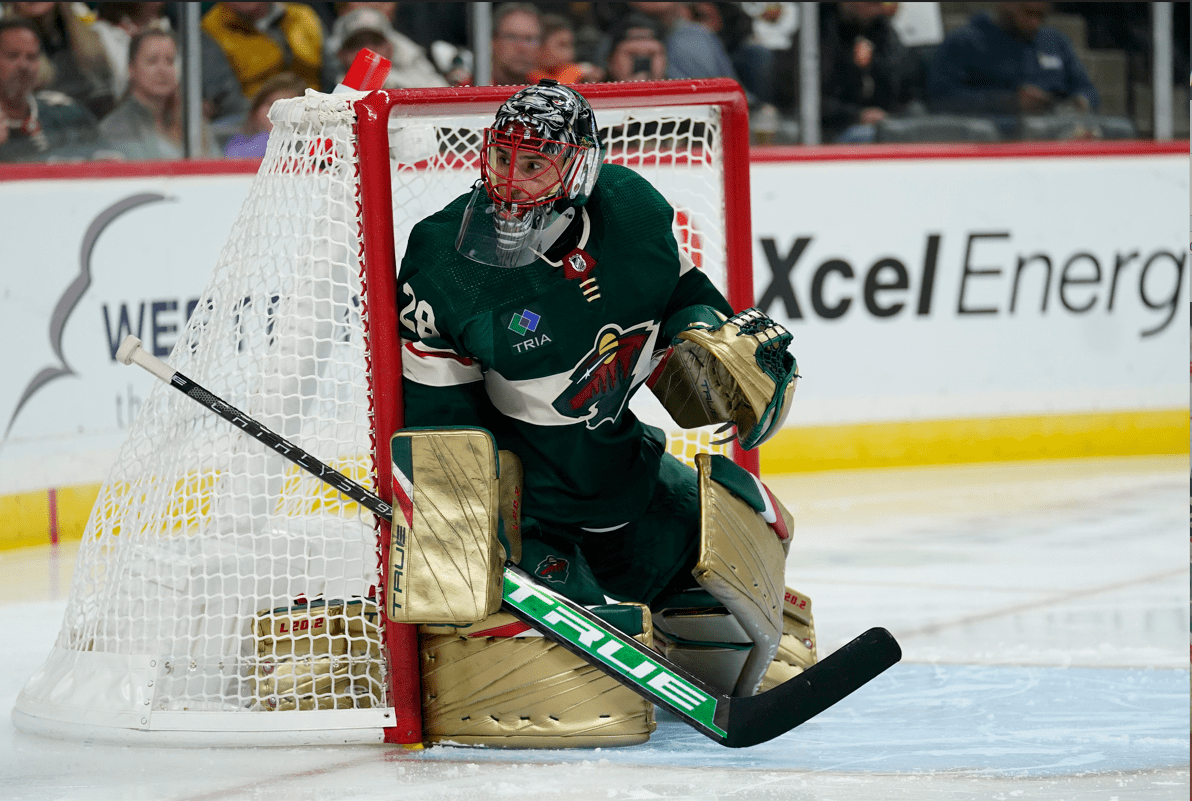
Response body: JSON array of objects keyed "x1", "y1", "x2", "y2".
[
  {"x1": 490, "y1": 3, "x2": 541, "y2": 86},
  {"x1": 927, "y1": 2, "x2": 1098, "y2": 116},
  {"x1": 820, "y1": 2, "x2": 918, "y2": 143},
  {"x1": 0, "y1": 17, "x2": 98, "y2": 161},
  {"x1": 327, "y1": 5, "x2": 446, "y2": 89},
  {"x1": 92, "y1": 3, "x2": 249, "y2": 132},
  {"x1": 99, "y1": 29, "x2": 221, "y2": 160},
  {"x1": 394, "y1": 2, "x2": 470, "y2": 53},
  {"x1": 4, "y1": 1, "x2": 115, "y2": 117},
  {"x1": 202, "y1": 3, "x2": 326, "y2": 98},
  {"x1": 91, "y1": 3, "x2": 167, "y2": 100},
  {"x1": 626, "y1": 2, "x2": 738, "y2": 84},
  {"x1": 529, "y1": 13, "x2": 602, "y2": 84},
  {"x1": 548, "y1": 2, "x2": 605, "y2": 67},
  {"x1": 739, "y1": 1, "x2": 799, "y2": 53},
  {"x1": 223, "y1": 70, "x2": 305, "y2": 159},
  {"x1": 603, "y1": 12, "x2": 667, "y2": 82},
  {"x1": 692, "y1": 3, "x2": 774, "y2": 104}
]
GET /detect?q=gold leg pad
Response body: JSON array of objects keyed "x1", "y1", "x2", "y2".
[
  {"x1": 498, "y1": 449, "x2": 523, "y2": 564},
  {"x1": 389, "y1": 428, "x2": 504, "y2": 624},
  {"x1": 248, "y1": 600, "x2": 384, "y2": 710},
  {"x1": 759, "y1": 587, "x2": 818, "y2": 692},
  {"x1": 694, "y1": 454, "x2": 786, "y2": 696},
  {"x1": 419, "y1": 608, "x2": 656, "y2": 748}
]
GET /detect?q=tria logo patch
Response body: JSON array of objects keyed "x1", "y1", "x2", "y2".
[
  {"x1": 536, "y1": 555, "x2": 570, "y2": 585},
  {"x1": 552, "y1": 322, "x2": 656, "y2": 428},
  {"x1": 508, "y1": 309, "x2": 540, "y2": 336},
  {"x1": 503, "y1": 305, "x2": 554, "y2": 354}
]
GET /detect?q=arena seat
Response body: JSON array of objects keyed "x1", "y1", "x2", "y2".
[
  {"x1": 1018, "y1": 113, "x2": 1137, "y2": 140},
  {"x1": 875, "y1": 114, "x2": 1001, "y2": 143}
]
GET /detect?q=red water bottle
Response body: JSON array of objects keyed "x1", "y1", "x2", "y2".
[{"x1": 334, "y1": 48, "x2": 391, "y2": 93}]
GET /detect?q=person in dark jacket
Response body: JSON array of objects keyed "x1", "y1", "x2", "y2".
[
  {"x1": 819, "y1": 2, "x2": 918, "y2": 143},
  {"x1": 927, "y1": 2, "x2": 1098, "y2": 116}
]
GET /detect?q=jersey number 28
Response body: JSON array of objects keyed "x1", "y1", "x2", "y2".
[{"x1": 400, "y1": 286, "x2": 439, "y2": 340}]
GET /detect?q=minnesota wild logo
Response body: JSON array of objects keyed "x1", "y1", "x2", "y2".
[
  {"x1": 536, "y1": 555, "x2": 570, "y2": 585},
  {"x1": 552, "y1": 322, "x2": 656, "y2": 428}
]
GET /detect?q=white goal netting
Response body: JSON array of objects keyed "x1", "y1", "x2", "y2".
[{"x1": 15, "y1": 87, "x2": 739, "y2": 744}]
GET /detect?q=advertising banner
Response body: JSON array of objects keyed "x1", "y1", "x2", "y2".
[
  {"x1": 747, "y1": 148, "x2": 1187, "y2": 471},
  {"x1": 2, "y1": 174, "x2": 250, "y2": 496},
  {"x1": 0, "y1": 147, "x2": 1186, "y2": 545},
  {"x1": 751, "y1": 152, "x2": 1187, "y2": 425}
]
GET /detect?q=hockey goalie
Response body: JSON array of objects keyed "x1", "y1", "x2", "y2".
[{"x1": 394, "y1": 80, "x2": 811, "y2": 747}]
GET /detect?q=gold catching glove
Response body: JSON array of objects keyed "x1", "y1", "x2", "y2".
[{"x1": 651, "y1": 308, "x2": 798, "y2": 450}]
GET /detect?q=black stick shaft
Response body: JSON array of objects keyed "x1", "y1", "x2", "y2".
[{"x1": 165, "y1": 372, "x2": 394, "y2": 520}]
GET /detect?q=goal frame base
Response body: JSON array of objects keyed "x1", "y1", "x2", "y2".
[{"x1": 11, "y1": 708, "x2": 391, "y2": 747}]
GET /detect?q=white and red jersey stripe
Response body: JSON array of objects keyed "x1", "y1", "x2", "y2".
[{"x1": 401, "y1": 338, "x2": 483, "y2": 386}]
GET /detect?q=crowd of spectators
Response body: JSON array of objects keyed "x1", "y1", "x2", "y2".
[{"x1": 0, "y1": 1, "x2": 1176, "y2": 163}]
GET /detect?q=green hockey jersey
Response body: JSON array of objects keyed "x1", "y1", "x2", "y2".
[{"x1": 397, "y1": 163, "x2": 732, "y2": 529}]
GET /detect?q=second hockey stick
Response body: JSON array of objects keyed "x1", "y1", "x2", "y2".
[{"x1": 115, "y1": 335, "x2": 901, "y2": 748}]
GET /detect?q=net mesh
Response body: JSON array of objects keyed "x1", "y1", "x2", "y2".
[{"x1": 22, "y1": 90, "x2": 739, "y2": 734}]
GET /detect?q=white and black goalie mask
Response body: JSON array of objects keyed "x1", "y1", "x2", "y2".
[{"x1": 456, "y1": 80, "x2": 603, "y2": 268}]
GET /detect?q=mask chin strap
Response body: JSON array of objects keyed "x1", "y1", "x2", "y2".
[
  {"x1": 532, "y1": 206, "x2": 590, "y2": 266},
  {"x1": 534, "y1": 207, "x2": 577, "y2": 254}
]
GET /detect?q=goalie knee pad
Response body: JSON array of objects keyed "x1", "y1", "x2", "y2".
[
  {"x1": 387, "y1": 428, "x2": 506, "y2": 625},
  {"x1": 654, "y1": 584, "x2": 818, "y2": 697},
  {"x1": 419, "y1": 604, "x2": 656, "y2": 748},
  {"x1": 653, "y1": 454, "x2": 796, "y2": 696}
]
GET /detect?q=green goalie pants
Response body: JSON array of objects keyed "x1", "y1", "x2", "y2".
[{"x1": 519, "y1": 451, "x2": 701, "y2": 608}]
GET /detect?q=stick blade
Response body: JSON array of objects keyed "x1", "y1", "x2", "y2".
[{"x1": 720, "y1": 627, "x2": 901, "y2": 748}]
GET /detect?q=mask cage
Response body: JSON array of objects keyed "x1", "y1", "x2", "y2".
[{"x1": 480, "y1": 126, "x2": 582, "y2": 210}]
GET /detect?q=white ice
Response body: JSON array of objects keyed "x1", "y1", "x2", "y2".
[{"x1": 1, "y1": 456, "x2": 1187, "y2": 800}]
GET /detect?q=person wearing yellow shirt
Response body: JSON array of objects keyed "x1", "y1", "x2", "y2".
[{"x1": 202, "y1": 2, "x2": 324, "y2": 98}]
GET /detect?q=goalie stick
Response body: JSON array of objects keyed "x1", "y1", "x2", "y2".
[{"x1": 115, "y1": 334, "x2": 901, "y2": 748}]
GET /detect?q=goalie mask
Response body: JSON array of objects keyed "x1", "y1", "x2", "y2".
[{"x1": 456, "y1": 79, "x2": 603, "y2": 269}]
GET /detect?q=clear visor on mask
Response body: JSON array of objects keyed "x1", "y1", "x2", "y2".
[{"x1": 455, "y1": 183, "x2": 562, "y2": 269}]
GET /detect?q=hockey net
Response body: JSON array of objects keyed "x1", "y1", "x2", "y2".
[{"x1": 14, "y1": 81, "x2": 755, "y2": 745}]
